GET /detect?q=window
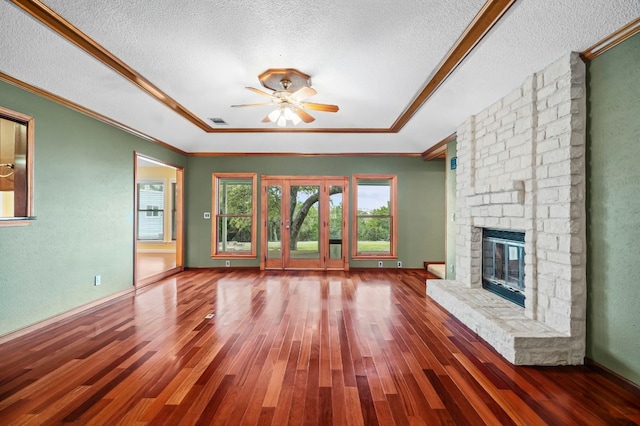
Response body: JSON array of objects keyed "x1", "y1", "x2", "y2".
[
  {"x1": 171, "y1": 181, "x2": 177, "y2": 241},
  {"x1": 0, "y1": 107, "x2": 34, "y2": 226},
  {"x1": 352, "y1": 174, "x2": 398, "y2": 259},
  {"x1": 212, "y1": 173, "x2": 257, "y2": 258},
  {"x1": 137, "y1": 181, "x2": 165, "y2": 240}
]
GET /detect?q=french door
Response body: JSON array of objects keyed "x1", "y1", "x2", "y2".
[{"x1": 261, "y1": 176, "x2": 348, "y2": 270}]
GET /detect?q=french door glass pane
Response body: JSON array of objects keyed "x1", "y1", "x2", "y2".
[
  {"x1": 217, "y1": 216, "x2": 252, "y2": 252},
  {"x1": 289, "y1": 185, "x2": 320, "y2": 260},
  {"x1": 329, "y1": 186, "x2": 343, "y2": 259},
  {"x1": 356, "y1": 217, "x2": 390, "y2": 254},
  {"x1": 267, "y1": 186, "x2": 282, "y2": 259}
]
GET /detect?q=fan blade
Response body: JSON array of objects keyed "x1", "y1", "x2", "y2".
[
  {"x1": 262, "y1": 115, "x2": 272, "y2": 123},
  {"x1": 300, "y1": 102, "x2": 339, "y2": 113},
  {"x1": 292, "y1": 108, "x2": 315, "y2": 123},
  {"x1": 230, "y1": 102, "x2": 273, "y2": 108},
  {"x1": 246, "y1": 86, "x2": 278, "y2": 100},
  {"x1": 289, "y1": 86, "x2": 317, "y2": 101}
]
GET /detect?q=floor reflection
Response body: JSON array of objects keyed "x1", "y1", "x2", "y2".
[{"x1": 137, "y1": 252, "x2": 177, "y2": 281}]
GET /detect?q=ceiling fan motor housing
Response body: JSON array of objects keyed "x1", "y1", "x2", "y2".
[{"x1": 258, "y1": 68, "x2": 312, "y2": 92}]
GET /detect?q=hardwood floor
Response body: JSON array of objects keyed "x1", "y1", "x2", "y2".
[
  {"x1": 137, "y1": 252, "x2": 178, "y2": 281},
  {"x1": 1, "y1": 269, "x2": 638, "y2": 425}
]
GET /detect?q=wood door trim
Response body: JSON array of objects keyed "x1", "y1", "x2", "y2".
[{"x1": 261, "y1": 176, "x2": 348, "y2": 271}]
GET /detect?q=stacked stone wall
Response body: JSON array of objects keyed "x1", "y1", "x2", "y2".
[{"x1": 442, "y1": 53, "x2": 586, "y2": 364}]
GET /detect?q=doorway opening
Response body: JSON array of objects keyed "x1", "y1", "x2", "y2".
[
  {"x1": 134, "y1": 154, "x2": 184, "y2": 286},
  {"x1": 261, "y1": 176, "x2": 348, "y2": 270}
]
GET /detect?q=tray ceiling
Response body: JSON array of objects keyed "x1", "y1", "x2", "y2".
[{"x1": 0, "y1": 0, "x2": 638, "y2": 154}]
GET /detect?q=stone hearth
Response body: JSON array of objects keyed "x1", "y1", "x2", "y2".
[{"x1": 427, "y1": 53, "x2": 587, "y2": 365}]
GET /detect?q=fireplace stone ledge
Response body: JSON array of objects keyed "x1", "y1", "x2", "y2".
[{"x1": 427, "y1": 279, "x2": 581, "y2": 365}]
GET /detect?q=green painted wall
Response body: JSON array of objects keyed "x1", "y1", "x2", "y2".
[
  {"x1": 0, "y1": 81, "x2": 446, "y2": 337},
  {"x1": 0, "y1": 80, "x2": 185, "y2": 336},
  {"x1": 587, "y1": 32, "x2": 640, "y2": 386},
  {"x1": 446, "y1": 140, "x2": 457, "y2": 279},
  {"x1": 185, "y1": 156, "x2": 446, "y2": 269}
]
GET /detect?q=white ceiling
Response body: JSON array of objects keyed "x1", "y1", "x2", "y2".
[{"x1": 1, "y1": 1, "x2": 638, "y2": 154}]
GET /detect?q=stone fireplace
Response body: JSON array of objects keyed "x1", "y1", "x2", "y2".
[{"x1": 427, "y1": 53, "x2": 587, "y2": 365}]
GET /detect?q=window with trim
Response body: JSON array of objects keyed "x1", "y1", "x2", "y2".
[
  {"x1": 212, "y1": 173, "x2": 257, "y2": 258},
  {"x1": 352, "y1": 174, "x2": 398, "y2": 259},
  {"x1": 0, "y1": 107, "x2": 34, "y2": 226},
  {"x1": 137, "y1": 181, "x2": 165, "y2": 240}
]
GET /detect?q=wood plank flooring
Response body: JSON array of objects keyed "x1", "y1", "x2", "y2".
[
  {"x1": 137, "y1": 252, "x2": 177, "y2": 281},
  {"x1": 1, "y1": 269, "x2": 639, "y2": 425}
]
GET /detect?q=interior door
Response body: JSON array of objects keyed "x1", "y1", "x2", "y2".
[{"x1": 261, "y1": 176, "x2": 348, "y2": 270}]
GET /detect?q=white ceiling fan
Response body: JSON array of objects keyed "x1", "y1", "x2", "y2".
[{"x1": 231, "y1": 68, "x2": 339, "y2": 126}]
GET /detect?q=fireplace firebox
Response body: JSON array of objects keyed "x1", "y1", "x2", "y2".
[{"x1": 482, "y1": 229, "x2": 525, "y2": 307}]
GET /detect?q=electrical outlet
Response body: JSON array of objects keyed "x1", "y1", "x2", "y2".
[
  {"x1": 94, "y1": 275, "x2": 101, "y2": 286},
  {"x1": 225, "y1": 260, "x2": 230, "y2": 267},
  {"x1": 378, "y1": 261, "x2": 383, "y2": 268},
  {"x1": 397, "y1": 261, "x2": 402, "y2": 268},
  {"x1": 204, "y1": 212, "x2": 211, "y2": 219}
]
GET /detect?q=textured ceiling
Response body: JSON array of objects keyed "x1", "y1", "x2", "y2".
[{"x1": 0, "y1": 0, "x2": 638, "y2": 154}]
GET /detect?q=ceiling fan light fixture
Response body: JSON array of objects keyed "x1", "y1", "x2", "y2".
[
  {"x1": 280, "y1": 79, "x2": 292, "y2": 90},
  {"x1": 276, "y1": 112, "x2": 287, "y2": 127},
  {"x1": 283, "y1": 107, "x2": 301, "y2": 125},
  {"x1": 268, "y1": 109, "x2": 281, "y2": 122},
  {"x1": 232, "y1": 68, "x2": 339, "y2": 127}
]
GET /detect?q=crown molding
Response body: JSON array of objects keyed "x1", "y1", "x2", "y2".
[
  {"x1": 0, "y1": 71, "x2": 187, "y2": 156},
  {"x1": 422, "y1": 133, "x2": 455, "y2": 160},
  {"x1": 581, "y1": 17, "x2": 640, "y2": 62},
  {"x1": 187, "y1": 152, "x2": 422, "y2": 158},
  {"x1": 391, "y1": 0, "x2": 517, "y2": 132},
  {"x1": 10, "y1": 0, "x2": 214, "y2": 133}
]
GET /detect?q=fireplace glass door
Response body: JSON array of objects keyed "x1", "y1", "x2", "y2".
[{"x1": 482, "y1": 229, "x2": 525, "y2": 307}]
